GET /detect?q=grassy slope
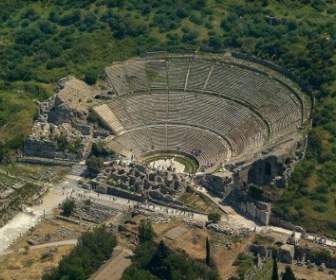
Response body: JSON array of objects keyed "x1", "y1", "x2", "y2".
[
  {"x1": 0, "y1": 90, "x2": 36, "y2": 145},
  {"x1": 0, "y1": 0, "x2": 335, "y2": 236}
]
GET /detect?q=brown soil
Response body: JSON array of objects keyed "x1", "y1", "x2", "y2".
[
  {"x1": 0, "y1": 245, "x2": 73, "y2": 280},
  {"x1": 278, "y1": 263, "x2": 336, "y2": 280},
  {"x1": 212, "y1": 234, "x2": 255, "y2": 280}
]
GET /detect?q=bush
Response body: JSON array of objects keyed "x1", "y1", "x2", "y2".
[
  {"x1": 86, "y1": 155, "x2": 104, "y2": 176},
  {"x1": 139, "y1": 219, "x2": 154, "y2": 243},
  {"x1": 84, "y1": 69, "x2": 98, "y2": 85},
  {"x1": 208, "y1": 212, "x2": 221, "y2": 223},
  {"x1": 61, "y1": 198, "x2": 75, "y2": 217}
]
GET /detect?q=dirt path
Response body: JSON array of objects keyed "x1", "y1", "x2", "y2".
[
  {"x1": 0, "y1": 239, "x2": 78, "y2": 256},
  {"x1": 91, "y1": 246, "x2": 133, "y2": 280},
  {"x1": 30, "y1": 239, "x2": 78, "y2": 250}
]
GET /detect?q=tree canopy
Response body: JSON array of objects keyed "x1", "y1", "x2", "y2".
[{"x1": 42, "y1": 226, "x2": 117, "y2": 280}]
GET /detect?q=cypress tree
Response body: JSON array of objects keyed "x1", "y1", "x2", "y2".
[
  {"x1": 272, "y1": 257, "x2": 279, "y2": 280},
  {"x1": 282, "y1": 265, "x2": 296, "y2": 280},
  {"x1": 148, "y1": 240, "x2": 171, "y2": 279},
  {"x1": 205, "y1": 237, "x2": 211, "y2": 266}
]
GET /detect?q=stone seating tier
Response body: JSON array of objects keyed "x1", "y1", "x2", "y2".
[{"x1": 100, "y1": 55, "x2": 309, "y2": 171}]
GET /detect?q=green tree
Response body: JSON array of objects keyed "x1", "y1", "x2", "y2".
[
  {"x1": 43, "y1": 226, "x2": 117, "y2": 280},
  {"x1": 86, "y1": 155, "x2": 103, "y2": 176},
  {"x1": 205, "y1": 237, "x2": 211, "y2": 266},
  {"x1": 84, "y1": 69, "x2": 98, "y2": 85},
  {"x1": 139, "y1": 219, "x2": 154, "y2": 243},
  {"x1": 61, "y1": 198, "x2": 75, "y2": 217}
]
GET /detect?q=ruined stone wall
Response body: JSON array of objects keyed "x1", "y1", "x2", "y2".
[
  {"x1": 195, "y1": 174, "x2": 232, "y2": 197},
  {"x1": 224, "y1": 188, "x2": 271, "y2": 225},
  {"x1": 106, "y1": 185, "x2": 145, "y2": 202},
  {"x1": 24, "y1": 139, "x2": 59, "y2": 159}
]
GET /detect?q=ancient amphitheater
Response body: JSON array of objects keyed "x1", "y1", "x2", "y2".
[
  {"x1": 25, "y1": 52, "x2": 312, "y2": 177},
  {"x1": 92, "y1": 53, "x2": 311, "y2": 173}
]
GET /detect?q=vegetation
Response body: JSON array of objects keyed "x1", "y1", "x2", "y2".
[
  {"x1": 178, "y1": 190, "x2": 220, "y2": 214},
  {"x1": 253, "y1": 260, "x2": 273, "y2": 280},
  {"x1": 91, "y1": 141, "x2": 115, "y2": 158},
  {"x1": 1, "y1": 0, "x2": 336, "y2": 236},
  {"x1": 123, "y1": 221, "x2": 218, "y2": 280},
  {"x1": 254, "y1": 234, "x2": 275, "y2": 246},
  {"x1": 235, "y1": 252, "x2": 255, "y2": 279},
  {"x1": 55, "y1": 134, "x2": 82, "y2": 154},
  {"x1": 61, "y1": 198, "x2": 75, "y2": 217},
  {"x1": 86, "y1": 155, "x2": 104, "y2": 176},
  {"x1": 272, "y1": 257, "x2": 279, "y2": 280},
  {"x1": 205, "y1": 237, "x2": 212, "y2": 267},
  {"x1": 208, "y1": 212, "x2": 221, "y2": 223},
  {"x1": 294, "y1": 245, "x2": 335, "y2": 266},
  {"x1": 138, "y1": 219, "x2": 154, "y2": 243},
  {"x1": 42, "y1": 226, "x2": 117, "y2": 280},
  {"x1": 123, "y1": 240, "x2": 219, "y2": 280},
  {"x1": 282, "y1": 266, "x2": 296, "y2": 280}
]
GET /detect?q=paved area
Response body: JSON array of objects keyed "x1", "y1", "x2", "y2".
[{"x1": 91, "y1": 246, "x2": 133, "y2": 280}]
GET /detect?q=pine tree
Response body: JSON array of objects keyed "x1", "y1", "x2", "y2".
[
  {"x1": 272, "y1": 257, "x2": 279, "y2": 280},
  {"x1": 282, "y1": 266, "x2": 296, "y2": 280},
  {"x1": 206, "y1": 237, "x2": 211, "y2": 266}
]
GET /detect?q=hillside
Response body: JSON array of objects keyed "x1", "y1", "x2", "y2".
[{"x1": 0, "y1": 0, "x2": 336, "y2": 237}]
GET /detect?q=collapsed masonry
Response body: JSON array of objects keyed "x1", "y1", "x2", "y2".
[
  {"x1": 196, "y1": 150, "x2": 306, "y2": 225},
  {"x1": 88, "y1": 160, "x2": 192, "y2": 209},
  {"x1": 24, "y1": 76, "x2": 95, "y2": 162}
]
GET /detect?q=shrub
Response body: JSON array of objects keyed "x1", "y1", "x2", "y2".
[
  {"x1": 208, "y1": 212, "x2": 221, "y2": 223},
  {"x1": 139, "y1": 219, "x2": 154, "y2": 243},
  {"x1": 61, "y1": 199, "x2": 75, "y2": 217},
  {"x1": 86, "y1": 155, "x2": 104, "y2": 176}
]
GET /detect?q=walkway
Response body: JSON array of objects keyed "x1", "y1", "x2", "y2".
[
  {"x1": 30, "y1": 239, "x2": 77, "y2": 250},
  {"x1": 90, "y1": 246, "x2": 133, "y2": 280},
  {"x1": 0, "y1": 177, "x2": 78, "y2": 254}
]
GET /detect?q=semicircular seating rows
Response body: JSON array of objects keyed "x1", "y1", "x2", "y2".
[{"x1": 96, "y1": 54, "x2": 309, "y2": 172}]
